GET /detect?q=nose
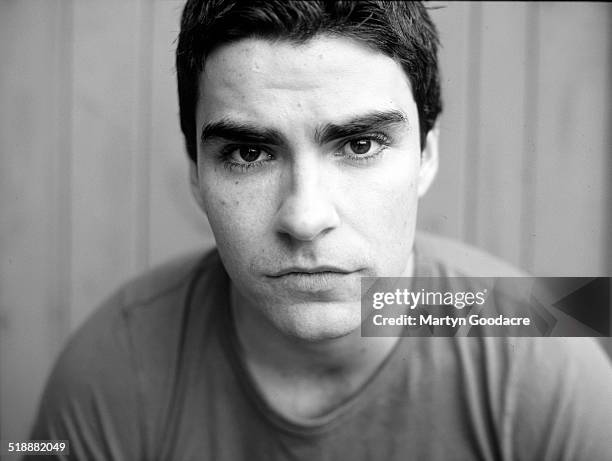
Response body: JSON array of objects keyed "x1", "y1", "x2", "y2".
[{"x1": 275, "y1": 157, "x2": 340, "y2": 241}]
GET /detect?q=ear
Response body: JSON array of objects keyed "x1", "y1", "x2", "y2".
[
  {"x1": 189, "y1": 160, "x2": 207, "y2": 213},
  {"x1": 417, "y1": 121, "x2": 439, "y2": 198}
]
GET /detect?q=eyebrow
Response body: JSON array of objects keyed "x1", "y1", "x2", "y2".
[
  {"x1": 201, "y1": 118, "x2": 285, "y2": 146},
  {"x1": 200, "y1": 109, "x2": 409, "y2": 147},
  {"x1": 315, "y1": 110, "x2": 409, "y2": 144}
]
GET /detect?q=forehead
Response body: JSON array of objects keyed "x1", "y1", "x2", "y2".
[{"x1": 197, "y1": 36, "x2": 416, "y2": 128}]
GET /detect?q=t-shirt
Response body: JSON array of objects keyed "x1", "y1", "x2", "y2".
[{"x1": 28, "y1": 233, "x2": 612, "y2": 460}]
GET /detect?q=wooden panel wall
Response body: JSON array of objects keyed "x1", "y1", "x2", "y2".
[
  {"x1": 421, "y1": 2, "x2": 612, "y2": 277},
  {"x1": 1, "y1": 0, "x2": 610, "y2": 443},
  {"x1": 531, "y1": 3, "x2": 611, "y2": 276},
  {"x1": 1, "y1": 0, "x2": 72, "y2": 443}
]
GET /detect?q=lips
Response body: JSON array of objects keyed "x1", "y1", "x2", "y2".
[
  {"x1": 267, "y1": 266, "x2": 359, "y2": 293},
  {"x1": 270, "y1": 265, "x2": 353, "y2": 277}
]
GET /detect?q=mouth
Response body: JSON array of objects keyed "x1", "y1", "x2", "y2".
[
  {"x1": 267, "y1": 267, "x2": 359, "y2": 292},
  {"x1": 270, "y1": 266, "x2": 353, "y2": 277}
]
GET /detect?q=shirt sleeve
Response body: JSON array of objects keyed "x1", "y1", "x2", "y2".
[
  {"x1": 507, "y1": 337, "x2": 612, "y2": 461},
  {"x1": 25, "y1": 292, "x2": 144, "y2": 461}
]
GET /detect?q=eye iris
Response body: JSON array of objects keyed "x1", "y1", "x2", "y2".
[
  {"x1": 239, "y1": 146, "x2": 261, "y2": 162},
  {"x1": 350, "y1": 139, "x2": 371, "y2": 155}
]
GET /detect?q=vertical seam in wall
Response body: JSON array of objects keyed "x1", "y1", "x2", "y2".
[
  {"x1": 462, "y1": 2, "x2": 482, "y2": 244},
  {"x1": 519, "y1": 3, "x2": 539, "y2": 272},
  {"x1": 133, "y1": 0, "x2": 154, "y2": 273},
  {"x1": 54, "y1": 0, "x2": 73, "y2": 353},
  {"x1": 606, "y1": 5, "x2": 612, "y2": 278}
]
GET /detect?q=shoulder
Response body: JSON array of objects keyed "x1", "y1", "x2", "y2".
[
  {"x1": 412, "y1": 233, "x2": 612, "y2": 457},
  {"x1": 48, "y1": 247, "x2": 225, "y2": 386},
  {"x1": 89, "y1": 248, "x2": 225, "y2": 345},
  {"x1": 504, "y1": 337, "x2": 612, "y2": 460},
  {"x1": 30, "y1": 249, "x2": 225, "y2": 459},
  {"x1": 414, "y1": 231, "x2": 527, "y2": 277},
  {"x1": 119, "y1": 249, "x2": 217, "y2": 309},
  {"x1": 56, "y1": 249, "x2": 221, "y2": 370},
  {"x1": 424, "y1": 336, "x2": 612, "y2": 460}
]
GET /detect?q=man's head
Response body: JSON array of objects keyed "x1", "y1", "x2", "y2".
[{"x1": 177, "y1": 1, "x2": 442, "y2": 341}]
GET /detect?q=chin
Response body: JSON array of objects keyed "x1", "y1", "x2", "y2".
[{"x1": 268, "y1": 301, "x2": 363, "y2": 343}]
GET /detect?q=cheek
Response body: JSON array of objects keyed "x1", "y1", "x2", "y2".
[
  {"x1": 198, "y1": 172, "x2": 273, "y2": 262},
  {"x1": 368, "y1": 186, "x2": 417, "y2": 249},
  {"x1": 347, "y1": 159, "x2": 420, "y2": 237},
  {"x1": 340, "y1": 156, "x2": 420, "y2": 277},
  {"x1": 200, "y1": 172, "x2": 247, "y2": 222}
]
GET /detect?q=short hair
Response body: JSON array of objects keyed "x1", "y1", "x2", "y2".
[{"x1": 176, "y1": 0, "x2": 442, "y2": 162}]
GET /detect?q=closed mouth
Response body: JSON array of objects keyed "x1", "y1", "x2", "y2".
[
  {"x1": 268, "y1": 271, "x2": 353, "y2": 292},
  {"x1": 270, "y1": 266, "x2": 353, "y2": 277}
]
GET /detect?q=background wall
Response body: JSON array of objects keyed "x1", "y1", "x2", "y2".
[{"x1": 1, "y1": 0, "x2": 611, "y2": 444}]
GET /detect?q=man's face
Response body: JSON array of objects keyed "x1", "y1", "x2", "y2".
[{"x1": 193, "y1": 36, "x2": 437, "y2": 341}]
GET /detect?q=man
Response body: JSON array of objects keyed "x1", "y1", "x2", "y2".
[{"x1": 29, "y1": 1, "x2": 611, "y2": 460}]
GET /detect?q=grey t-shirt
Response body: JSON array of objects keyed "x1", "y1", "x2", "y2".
[{"x1": 29, "y1": 234, "x2": 612, "y2": 460}]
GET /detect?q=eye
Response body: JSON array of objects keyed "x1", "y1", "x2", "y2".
[
  {"x1": 338, "y1": 135, "x2": 390, "y2": 160},
  {"x1": 229, "y1": 146, "x2": 270, "y2": 164},
  {"x1": 218, "y1": 144, "x2": 274, "y2": 173}
]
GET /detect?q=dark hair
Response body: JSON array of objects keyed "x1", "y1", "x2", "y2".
[{"x1": 176, "y1": 0, "x2": 442, "y2": 162}]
